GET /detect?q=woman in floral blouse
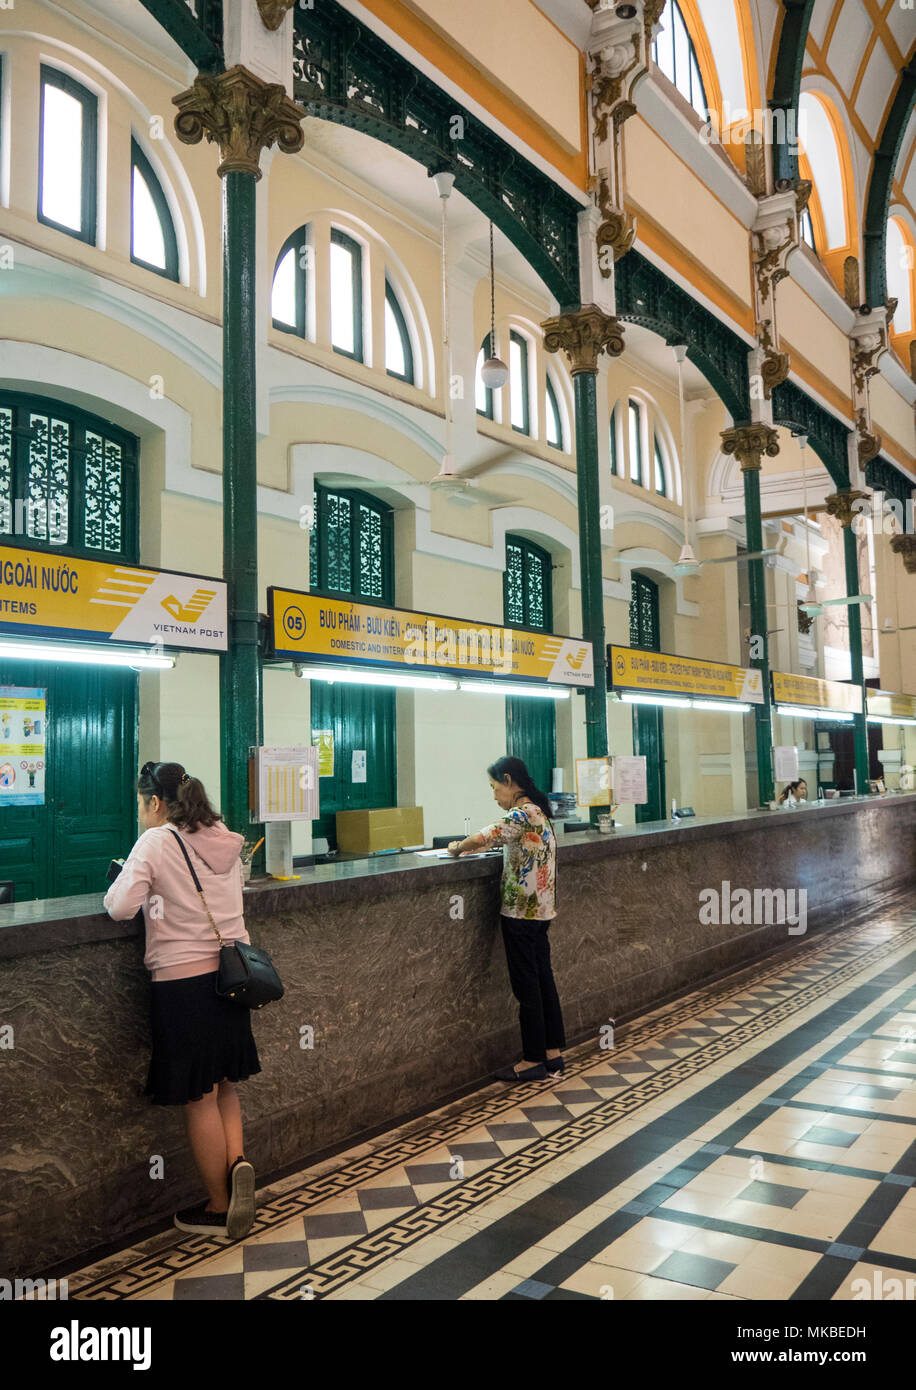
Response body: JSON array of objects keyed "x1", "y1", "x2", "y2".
[{"x1": 448, "y1": 755, "x2": 565, "y2": 1083}]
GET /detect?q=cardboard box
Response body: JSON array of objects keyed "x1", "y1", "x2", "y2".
[{"x1": 335, "y1": 806, "x2": 425, "y2": 853}]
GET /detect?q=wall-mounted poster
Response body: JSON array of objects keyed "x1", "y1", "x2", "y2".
[{"x1": 0, "y1": 686, "x2": 46, "y2": 805}]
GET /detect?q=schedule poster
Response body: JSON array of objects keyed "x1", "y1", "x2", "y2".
[{"x1": 0, "y1": 686, "x2": 46, "y2": 805}]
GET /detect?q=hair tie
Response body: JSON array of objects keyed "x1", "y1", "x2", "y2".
[{"x1": 180, "y1": 772, "x2": 190, "y2": 785}]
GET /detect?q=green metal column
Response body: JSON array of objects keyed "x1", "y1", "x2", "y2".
[
  {"x1": 842, "y1": 521, "x2": 870, "y2": 794},
  {"x1": 573, "y1": 368, "x2": 609, "y2": 763},
  {"x1": 743, "y1": 463, "x2": 775, "y2": 805},
  {"x1": 219, "y1": 169, "x2": 262, "y2": 835}
]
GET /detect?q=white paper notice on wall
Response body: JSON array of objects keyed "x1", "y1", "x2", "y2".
[
  {"x1": 612, "y1": 755, "x2": 648, "y2": 805},
  {"x1": 774, "y1": 745, "x2": 800, "y2": 782},
  {"x1": 351, "y1": 749, "x2": 367, "y2": 784},
  {"x1": 253, "y1": 745, "x2": 319, "y2": 822}
]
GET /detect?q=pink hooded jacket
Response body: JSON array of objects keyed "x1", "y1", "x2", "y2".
[{"x1": 103, "y1": 821, "x2": 250, "y2": 981}]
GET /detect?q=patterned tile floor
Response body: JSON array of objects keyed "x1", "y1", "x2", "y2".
[{"x1": 64, "y1": 888, "x2": 916, "y2": 1301}]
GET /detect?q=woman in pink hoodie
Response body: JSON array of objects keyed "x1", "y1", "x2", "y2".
[{"x1": 104, "y1": 761, "x2": 258, "y2": 1240}]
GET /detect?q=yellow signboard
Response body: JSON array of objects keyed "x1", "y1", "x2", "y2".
[
  {"x1": 269, "y1": 589, "x2": 595, "y2": 687},
  {"x1": 0, "y1": 543, "x2": 227, "y2": 651},
  {"x1": 867, "y1": 689, "x2": 916, "y2": 721},
  {"x1": 608, "y1": 645, "x2": 764, "y2": 704},
  {"x1": 772, "y1": 671, "x2": 863, "y2": 714}
]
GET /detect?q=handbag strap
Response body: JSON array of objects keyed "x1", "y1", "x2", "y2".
[{"x1": 169, "y1": 829, "x2": 225, "y2": 948}]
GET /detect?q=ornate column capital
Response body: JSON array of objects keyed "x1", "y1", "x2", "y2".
[
  {"x1": 541, "y1": 305, "x2": 625, "y2": 374},
  {"x1": 256, "y1": 0, "x2": 296, "y2": 29},
  {"x1": 890, "y1": 533, "x2": 916, "y2": 574},
  {"x1": 720, "y1": 423, "x2": 780, "y2": 471},
  {"x1": 823, "y1": 489, "x2": 871, "y2": 529},
  {"x1": 173, "y1": 65, "x2": 305, "y2": 179}
]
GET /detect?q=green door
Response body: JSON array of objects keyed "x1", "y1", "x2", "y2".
[
  {"x1": 308, "y1": 484, "x2": 397, "y2": 849},
  {"x1": 503, "y1": 535, "x2": 556, "y2": 790},
  {"x1": 0, "y1": 662, "x2": 138, "y2": 900},
  {"x1": 310, "y1": 682, "x2": 396, "y2": 849},
  {"x1": 629, "y1": 573, "x2": 666, "y2": 822}
]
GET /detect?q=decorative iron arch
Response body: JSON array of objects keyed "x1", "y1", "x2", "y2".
[
  {"x1": 866, "y1": 455, "x2": 915, "y2": 508},
  {"x1": 768, "y1": 0, "x2": 816, "y2": 186},
  {"x1": 291, "y1": 1, "x2": 582, "y2": 307},
  {"x1": 615, "y1": 250, "x2": 751, "y2": 421},
  {"x1": 863, "y1": 54, "x2": 916, "y2": 310},
  {"x1": 771, "y1": 379, "x2": 851, "y2": 489}
]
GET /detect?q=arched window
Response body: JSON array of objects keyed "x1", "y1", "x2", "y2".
[
  {"x1": 545, "y1": 375, "x2": 563, "y2": 450},
  {"x1": 309, "y1": 483, "x2": 392, "y2": 602},
  {"x1": 384, "y1": 280, "x2": 414, "y2": 383},
  {"x1": 509, "y1": 330, "x2": 530, "y2": 435},
  {"x1": 271, "y1": 225, "x2": 310, "y2": 337},
  {"x1": 610, "y1": 406, "x2": 619, "y2": 476},
  {"x1": 330, "y1": 228, "x2": 363, "y2": 361},
  {"x1": 130, "y1": 139, "x2": 179, "y2": 281},
  {"x1": 39, "y1": 66, "x2": 97, "y2": 244},
  {"x1": 628, "y1": 399, "x2": 644, "y2": 485},
  {"x1": 653, "y1": 434, "x2": 668, "y2": 498},
  {"x1": 652, "y1": 1, "x2": 708, "y2": 119},
  {"x1": 800, "y1": 205, "x2": 816, "y2": 251},
  {"x1": 886, "y1": 219, "x2": 913, "y2": 335},
  {"x1": 476, "y1": 333, "x2": 495, "y2": 420},
  {"x1": 504, "y1": 534, "x2": 552, "y2": 630},
  {"x1": 0, "y1": 391, "x2": 137, "y2": 562}
]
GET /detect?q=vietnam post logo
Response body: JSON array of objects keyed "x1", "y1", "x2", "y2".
[
  {"x1": 160, "y1": 588, "x2": 216, "y2": 624},
  {"x1": 566, "y1": 646, "x2": 589, "y2": 671}
]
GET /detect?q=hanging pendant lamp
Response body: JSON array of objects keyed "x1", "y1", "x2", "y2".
[
  {"x1": 672, "y1": 344, "x2": 701, "y2": 575},
  {"x1": 481, "y1": 221, "x2": 509, "y2": 389}
]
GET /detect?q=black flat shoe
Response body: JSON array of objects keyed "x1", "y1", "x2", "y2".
[
  {"x1": 226, "y1": 1156, "x2": 256, "y2": 1240},
  {"x1": 174, "y1": 1202, "x2": 229, "y2": 1235},
  {"x1": 545, "y1": 1056, "x2": 565, "y2": 1074},
  {"x1": 493, "y1": 1062, "x2": 547, "y2": 1082}
]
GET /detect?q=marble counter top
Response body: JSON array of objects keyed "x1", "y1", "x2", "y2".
[{"x1": 1, "y1": 792, "x2": 913, "y2": 959}]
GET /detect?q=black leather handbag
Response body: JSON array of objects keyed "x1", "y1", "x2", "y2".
[{"x1": 169, "y1": 830, "x2": 284, "y2": 1010}]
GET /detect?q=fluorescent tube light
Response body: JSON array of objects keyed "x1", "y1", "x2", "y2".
[
  {"x1": 620, "y1": 692, "x2": 692, "y2": 708},
  {"x1": 776, "y1": 703, "x2": 855, "y2": 723},
  {"x1": 0, "y1": 639, "x2": 174, "y2": 669},
  {"x1": 867, "y1": 714, "x2": 916, "y2": 726},
  {"x1": 690, "y1": 699, "x2": 752, "y2": 713},
  {"x1": 295, "y1": 664, "x2": 458, "y2": 691},
  {"x1": 458, "y1": 680, "x2": 571, "y2": 699}
]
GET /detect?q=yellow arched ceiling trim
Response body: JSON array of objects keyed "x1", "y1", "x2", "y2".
[{"x1": 734, "y1": 0, "x2": 762, "y2": 119}]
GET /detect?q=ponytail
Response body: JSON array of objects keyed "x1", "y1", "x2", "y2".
[
  {"x1": 487, "y1": 755, "x2": 552, "y2": 819},
  {"x1": 137, "y1": 761, "x2": 222, "y2": 832}
]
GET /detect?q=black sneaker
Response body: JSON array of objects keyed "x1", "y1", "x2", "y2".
[
  {"x1": 174, "y1": 1201, "x2": 229, "y2": 1235},
  {"x1": 226, "y1": 1156, "x2": 256, "y2": 1239}
]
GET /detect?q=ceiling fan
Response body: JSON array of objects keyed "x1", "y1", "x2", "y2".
[
  {"x1": 396, "y1": 187, "x2": 515, "y2": 508},
  {"x1": 793, "y1": 433, "x2": 873, "y2": 617}
]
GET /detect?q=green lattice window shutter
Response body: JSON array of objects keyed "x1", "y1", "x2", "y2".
[
  {"x1": 312, "y1": 483, "x2": 393, "y2": 603},
  {"x1": 0, "y1": 392, "x2": 137, "y2": 563},
  {"x1": 504, "y1": 534, "x2": 552, "y2": 632},
  {"x1": 630, "y1": 572, "x2": 660, "y2": 651}
]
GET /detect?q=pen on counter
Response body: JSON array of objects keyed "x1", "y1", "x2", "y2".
[{"x1": 243, "y1": 836, "x2": 265, "y2": 864}]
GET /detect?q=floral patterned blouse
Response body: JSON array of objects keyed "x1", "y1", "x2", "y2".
[{"x1": 476, "y1": 802, "x2": 557, "y2": 920}]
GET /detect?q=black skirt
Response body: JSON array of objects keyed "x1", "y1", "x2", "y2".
[{"x1": 145, "y1": 970, "x2": 262, "y2": 1106}]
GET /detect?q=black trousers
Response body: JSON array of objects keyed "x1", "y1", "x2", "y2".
[{"x1": 500, "y1": 914, "x2": 566, "y2": 1062}]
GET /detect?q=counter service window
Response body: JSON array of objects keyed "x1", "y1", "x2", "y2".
[
  {"x1": 385, "y1": 280, "x2": 414, "y2": 384},
  {"x1": 38, "y1": 66, "x2": 98, "y2": 244},
  {"x1": 130, "y1": 138, "x2": 179, "y2": 282},
  {"x1": 330, "y1": 229, "x2": 364, "y2": 361},
  {"x1": 0, "y1": 392, "x2": 137, "y2": 562},
  {"x1": 629, "y1": 572, "x2": 666, "y2": 822},
  {"x1": 272, "y1": 225, "x2": 311, "y2": 337}
]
